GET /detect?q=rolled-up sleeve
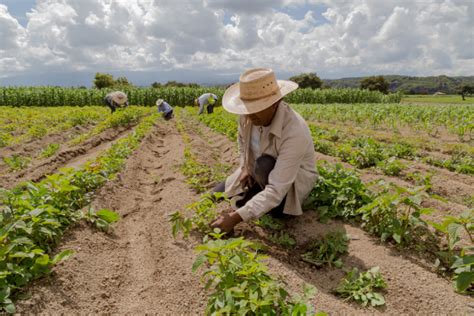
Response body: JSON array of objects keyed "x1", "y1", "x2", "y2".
[{"x1": 237, "y1": 127, "x2": 310, "y2": 221}]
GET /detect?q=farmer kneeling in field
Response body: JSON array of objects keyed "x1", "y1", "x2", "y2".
[
  {"x1": 196, "y1": 93, "x2": 219, "y2": 115},
  {"x1": 156, "y1": 99, "x2": 174, "y2": 120},
  {"x1": 104, "y1": 91, "x2": 129, "y2": 113},
  {"x1": 211, "y1": 68, "x2": 317, "y2": 234}
]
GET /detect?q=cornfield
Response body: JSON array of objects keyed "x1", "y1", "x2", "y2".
[{"x1": 0, "y1": 87, "x2": 402, "y2": 107}]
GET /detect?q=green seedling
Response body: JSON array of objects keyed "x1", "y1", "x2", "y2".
[
  {"x1": 83, "y1": 207, "x2": 120, "y2": 232},
  {"x1": 39, "y1": 143, "x2": 60, "y2": 158},
  {"x1": 193, "y1": 231, "x2": 320, "y2": 315},
  {"x1": 269, "y1": 232, "x2": 296, "y2": 249},
  {"x1": 254, "y1": 214, "x2": 284, "y2": 230},
  {"x1": 169, "y1": 192, "x2": 226, "y2": 238},
  {"x1": 3, "y1": 154, "x2": 30, "y2": 171},
  {"x1": 302, "y1": 231, "x2": 349, "y2": 268},
  {"x1": 335, "y1": 267, "x2": 387, "y2": 307}
]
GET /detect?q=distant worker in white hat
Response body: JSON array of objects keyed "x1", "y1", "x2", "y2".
[
  {"x1": 210, "y1": 68, "x2": 317, "y2": 234},
  {"x1": 156, "y1": 99, "x2": 174, "y2": 120},
  {"x1": 104, "y1": 91, "x2": 129, "y2": 113},
  {"x1": 196, "y1": 93, "x2": 219, "y2": 115}
]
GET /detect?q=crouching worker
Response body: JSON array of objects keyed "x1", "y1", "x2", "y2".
[
  {"x1": 196, "y1": 93, "x2": 219, "y2": 115},
  {"x1": 156, "y1": 99, "x2": 174, "y2": 120},
  {"x1": 211, "y1": 68, "x2": 317, "y2": 234},
  {"x1": 104, "y1": 91, "x2": 129, "y2": 113}
]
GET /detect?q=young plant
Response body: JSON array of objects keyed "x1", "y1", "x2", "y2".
[
  {"x1": 304, "y1": 163, "x2": 373, "y2": 221},
  {"x1": 193, "y1": 231, "x2": 319, "y2": 315},
  {"x1": 268, "y1": 232, "x2": 297, "y2": 249},
  {"x1": 169, "y1": 192, "x2": 226, "y2": 238},
  {"x1": 254, "y1": 214, "x2": 284, "y2": 230},
  {"x1": 39, "y1": 143, "x2": 60, "y2": 158},
  {"x1": 302, "y1": 231, "x2": 349, "y2": 268},
  {"x1": 335, "y1": 267, "x2": 387, "y2": 307},
  {"x1": 428, "y1": 210, "x2": 473, "y2": 269},
  {"x1": 377, "y1": 158, "x2": 406, "y2": 176},
  {"x1": 83, "y1": 208, "x2": 120, "y2": 232},
  {"x1": 3, "y1": 154, "x2": 30, "y2": 171},
  {"x1": 451, "y1": 248, "x2": 474, "y2": 294},
  {"x1": 356, "y1": 184, "x2": 433, "y2": 246}
]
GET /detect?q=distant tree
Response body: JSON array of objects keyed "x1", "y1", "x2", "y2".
[
  {"x1": 360, "y1": 76, "x2": 389, "y2": 94},
  {"x1": 458, "y1": 85, "x2": 474, "y2": 100},
  {"x1": 115, "y1": 76, "x2": 133, "y2": 87},
  {"x1": 289, "y1": 72, "x2": 323, "y2": 89},
  {"x1": 93, "y1": 72, "x2": 115, "y2": 89},
  {"x1": 151, "y1": 81, "x2": 162, "y2": 88},
  {"x1": 163, "y1": 81, "x2": 200, "y2": 88}
]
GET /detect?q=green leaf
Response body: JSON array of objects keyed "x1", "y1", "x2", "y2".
[
  {"x1": 96, "y1": 209, "x2": 120, "y2": 223},
  {"x1": 52, "y1": 249, "x2": 74, "y2": 265},
  {"x1": 192, "y1": 254, "x2": 207, "y2": 273},
  {"x1": 4, "y1": 302, "x2": 16, "y2": 314},
  {"x1": 455, "y1": 272, "x2": 474, "y2": 293}
]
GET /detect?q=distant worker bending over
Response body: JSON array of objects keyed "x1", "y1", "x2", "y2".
[
  {"x1": 211, "y1": 68, "x2": 317, "y2": 234},
  {"x1": 156, "y1": 99, "x2": 174, "y2": 120},
  {"x1": 196, "y1": 93, "x2": 219, "y2": 115},
  {"x1": 104, "y1": 91, "x2": 129, "y2": 113}
]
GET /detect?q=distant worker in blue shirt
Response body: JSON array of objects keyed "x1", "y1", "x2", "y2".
[
  {"x1": 196, "y1": 93, "x2": 219, "y2": 115},
  {"x1": 156, "y1": 99, "x2": 174, "y2": 120},
  {"x1": 104, "y1": 91, "x2": 129, "y2": 113}
]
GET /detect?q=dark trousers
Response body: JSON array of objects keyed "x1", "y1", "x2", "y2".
[
  {"x1": 163, "y1": 109, "x2": 174, "y2": 120},
  {"x1": 207, "y1": 104, "x2": 215, "y2": 114},
  {"x1": 213, "y1": 154, "x2": 286, "y2": 218},
  {"x1": 104, "y1": 99, "x2": 116, "y2": 113}
]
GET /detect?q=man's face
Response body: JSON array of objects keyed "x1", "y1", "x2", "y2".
[{"x1": 247, "y1": 101, "x2": 279, "y2": 126}]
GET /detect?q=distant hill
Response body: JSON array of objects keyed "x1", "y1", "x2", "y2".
[{"x1": 323, "y1": 75, "x2": 474, "y2": 94}]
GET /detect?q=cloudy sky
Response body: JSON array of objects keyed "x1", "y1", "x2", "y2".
[{"x1": 0, "y1": 0, "x2": 473, "y2": 86}]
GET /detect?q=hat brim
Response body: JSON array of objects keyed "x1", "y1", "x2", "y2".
[{"x1": 222, "y1": 80, "x2": 298, "y2": 115}]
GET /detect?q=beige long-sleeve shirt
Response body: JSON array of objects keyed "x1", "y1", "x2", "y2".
[{"x1": 224, "y1": 101, "x2": 318, "y2": 221}]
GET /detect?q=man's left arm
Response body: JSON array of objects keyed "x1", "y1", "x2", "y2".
[{"x1": 237, "y1": 131, "x2": 310, "y2": 221}]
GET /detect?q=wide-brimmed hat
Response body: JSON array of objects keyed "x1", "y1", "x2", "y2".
[
  {"x1": 111, "y1": 91, "x2": 128, "y2": 105},
  {"x1": 223, "y1": 68, "x2": 298, "y2": 115},
  {"x1": 156, "y1": 99, "x2": 164, "y2": 106}
]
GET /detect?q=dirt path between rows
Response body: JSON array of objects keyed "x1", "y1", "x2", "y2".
[{"x1": 16, "y1": 117, "x2": 472, "y2": 314}]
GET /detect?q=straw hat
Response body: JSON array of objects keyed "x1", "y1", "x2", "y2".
[
  {"x1": 156, "y1": 99, "x2": 164, "y2": 106},
  {"x1": 111, "y1": 91, "x2": 128, "y2": 105},
  {"x1": 223, "y1": 68, "x2": 298, "y2": 115}
]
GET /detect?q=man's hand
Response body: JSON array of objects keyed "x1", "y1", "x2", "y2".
[
  {"x1": 239, "y1": 168, "x2": 254, "y2": 190},
  {"x1": 210, "y1": 211, "x2": 243, "y2": 234}
]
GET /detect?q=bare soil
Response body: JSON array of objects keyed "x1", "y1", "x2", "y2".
[{"x1": 15, "y1": 117, "x2": 472, "y2": 315}]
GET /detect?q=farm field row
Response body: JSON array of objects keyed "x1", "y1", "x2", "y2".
[{"x1": 0, "y1": 104, "x2": 472, "y2": 314}]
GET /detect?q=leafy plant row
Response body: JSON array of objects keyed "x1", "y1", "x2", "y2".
[
  {"x1": 0, "y1": 113, "x2": 159, "y2": 313},
  {"x1": 171, "y1": 194, "x2": 323, "y2": 315},
  {"x1": 293, "y1": 103, "x2": 474, "y2": 141},
  {"x1": 69, "y1": 106, "x2": 153, "y2": 145},
  {"x1": 0, "y1": 87, "x2": 400, "y2": 108},
  {"x1": 0, "y1": 106, "x2": 108, "y2": 148},
  {"x1": 192, "y1": 108, "x2": 473, "y2": 295},
  {"x1": 308, "y1": 124, "x2": 474, "y2": 175}
]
